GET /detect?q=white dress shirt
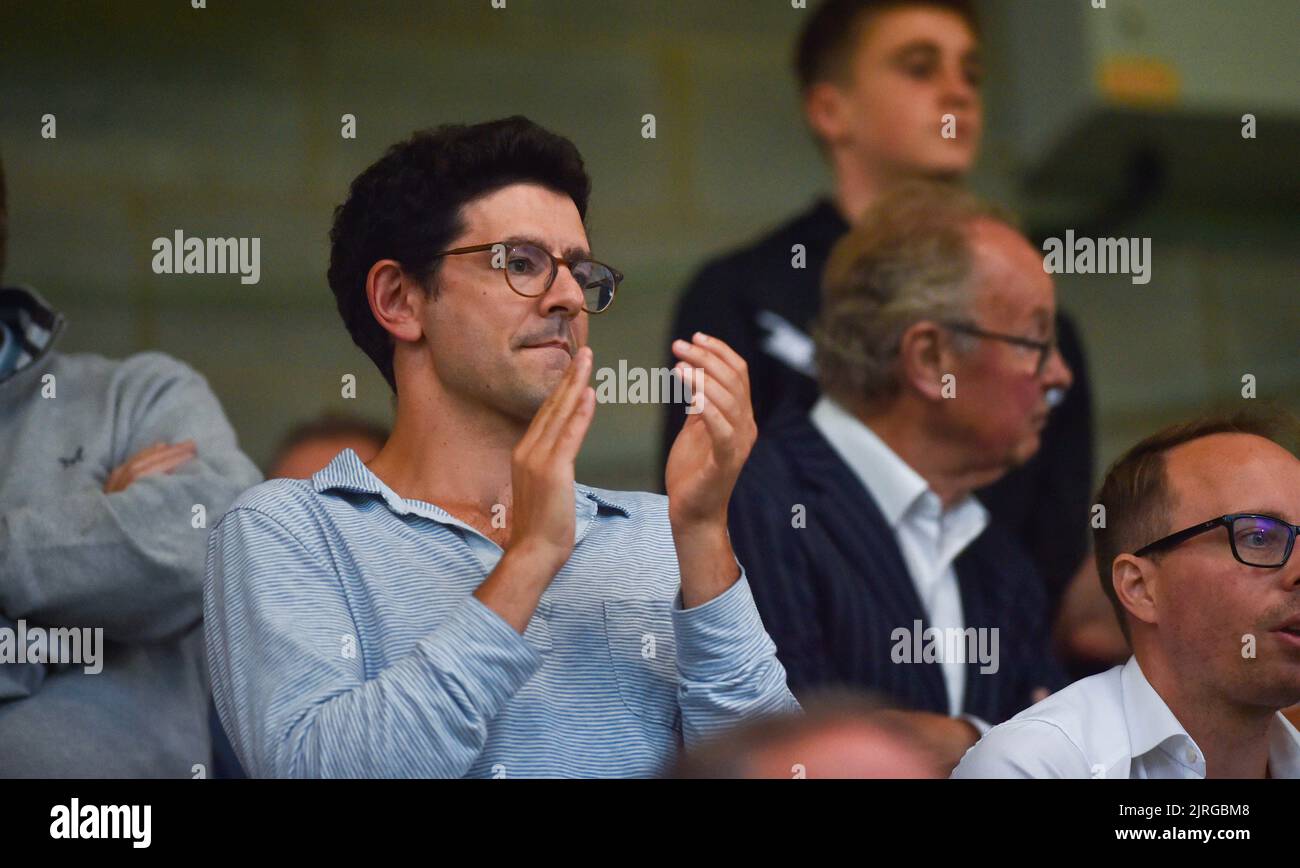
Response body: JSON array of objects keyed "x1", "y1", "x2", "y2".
[
  {"x1": 952, "y1": 655, "x2": 1300, "y2": 778},
  {"x1": 809, "y1": 397, "x2": 989, "y2": 715}
]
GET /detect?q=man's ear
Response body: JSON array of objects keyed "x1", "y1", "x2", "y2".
[
  {"x1": 803, "y1": 82, "x2": 850, "y2": 150},
  {"x1": 366, "y1": 259, "x2": 425, "y2": 344},
  {"x1": 1112, "y1": 554, "x2": 1158, "y2": 630},
  {"x1": 898, "y1": 320, "x2": 948, "y2": 402}
]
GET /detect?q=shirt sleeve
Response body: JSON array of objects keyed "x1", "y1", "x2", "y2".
[
  {"x1": 950, "y1": 719, "x2": 1092, "y2": 779},
  {"x1": 670, "y1": 572, "x2": 800, "y2": 747},
  {"x1": 0, "y1": 352, "x2": 261, "y2": 642},
  {"x1": 205, "y1": 506, "x2": 545, "y2": 778}
]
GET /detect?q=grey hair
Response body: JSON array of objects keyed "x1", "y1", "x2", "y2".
[{"x1": 813, "y1": 180, "x2": 1015, "y2": 408}]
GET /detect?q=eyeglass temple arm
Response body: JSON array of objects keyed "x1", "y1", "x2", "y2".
[{"x1": 1134, "y1": 516, "x2": 1229, "y2": 557}]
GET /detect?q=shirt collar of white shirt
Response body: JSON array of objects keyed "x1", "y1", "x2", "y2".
[
  {"x1": 1122, "y1": 655, "x2": 1300, "y2": 777},
  {"x1": 809, "y1": 395, "x2": 988, "y2": 552}
]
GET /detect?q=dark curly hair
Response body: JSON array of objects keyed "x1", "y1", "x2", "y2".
[{"x1": 327, "y1": 116, "x2": 592, "y2": 394}]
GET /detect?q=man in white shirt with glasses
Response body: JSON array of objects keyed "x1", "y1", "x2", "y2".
[{"x1": 955, "y1": 411, "x2": 1300, "y2": 778}]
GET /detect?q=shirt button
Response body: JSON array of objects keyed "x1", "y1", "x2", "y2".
[{"x1": 1186, "y1": 750, "x2": 1198, "y2": 764}]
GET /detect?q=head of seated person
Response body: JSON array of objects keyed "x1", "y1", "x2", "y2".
[
  {"x1": 669, "y1": 691, "x2": 947, "y2": 779},
  {"x1": 268, "y1": 413, "x2": 389, "y2": 479},
  {"x1": 813, "y1": 180, "x2": 1073, "y2": 503},
  {"x1": 1094, "y1": 410, "x2": 1300, "y2": 731}
]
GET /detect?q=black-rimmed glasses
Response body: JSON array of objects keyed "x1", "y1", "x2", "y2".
[
  {"x1": 433, "y1": 242, "x2": 622, "y2": 314},
  {"x1": 940, "y1": 320, "x2": 1057, "y2": 376},
  {"x1": 1135, "y1": 513, "x2": 1300, "y2": 568}
]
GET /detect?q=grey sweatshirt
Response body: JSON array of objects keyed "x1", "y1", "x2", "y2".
[{"x1": 0, "y1": 285, "x2": 262, "y2": 777}]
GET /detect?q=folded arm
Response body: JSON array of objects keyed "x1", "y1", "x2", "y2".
[{"x1": 0, "y1": 353, "x2": 260, "y2": 642}]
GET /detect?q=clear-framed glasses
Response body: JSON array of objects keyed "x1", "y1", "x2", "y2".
[
  {"x1": 433, "y1": 242, "x2": 622, "y2": 314},
  {"x1": 1134, "y1": 513, "x2": 1300, "y2": 568}
]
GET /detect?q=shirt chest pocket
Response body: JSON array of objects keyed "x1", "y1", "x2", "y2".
[
  {"x1": 523, "y1": 598, "x2": 554, "y2": 656},
  {"x1": 602, "y1": 600, "x2": 680, "y2": 731}
]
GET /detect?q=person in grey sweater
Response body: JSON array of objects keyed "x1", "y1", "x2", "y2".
[{"x1": 0, "y1": 156, "x2": 261, "y2": 776}]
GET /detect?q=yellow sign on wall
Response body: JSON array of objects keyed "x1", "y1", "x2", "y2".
[{"x1": 1098, "y1": 56, "x2": 1182, "y2": 107}]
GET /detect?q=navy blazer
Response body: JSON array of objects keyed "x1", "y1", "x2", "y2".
[{"x1": 729, "y1": 413, "x2": 1067, "y2": 724}]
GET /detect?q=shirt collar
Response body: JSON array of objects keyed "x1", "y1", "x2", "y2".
[
  {"x1": 1121, "y1": 656, "x2": 1200, "y2": 763},
  {"x1": 806, "y1": 197, "x2": 850, "y2": 240},
  {"x1": 1268, "y1": 715, "x2": 1300, "y2": 777},
  {"x1": 0, "y1": 284, "x2": 66, "y2": 387},
  {"x1": 1122, "y1": 655, "x2": 1300, "y2": 777},
  {"x1": 311, "y1": 448, "x2": 633, "y2": 523},
  {"x1": 809, "y1": 396, "x2": 987, "y2": 534},
  {"x1": 0, "y1": 318, "x2": 18, "y2": 377}
]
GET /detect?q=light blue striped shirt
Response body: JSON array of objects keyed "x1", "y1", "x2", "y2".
[{"x1": 204, "y1": 448, "x2": 797, "y2": 778}]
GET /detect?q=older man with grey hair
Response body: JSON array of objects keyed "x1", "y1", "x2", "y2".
[{"x1": 726, "y1": 180, "x2": 1072, "y2": 772}]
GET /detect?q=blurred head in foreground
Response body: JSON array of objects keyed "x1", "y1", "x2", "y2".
[{"x1": 669, "y1": 692, "x2": 947, "y2": 779}]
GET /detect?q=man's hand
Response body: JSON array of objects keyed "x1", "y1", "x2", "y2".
[
  {"x1": 874, "y1": 710, "x2": 981, "y2": 775},
  {"x1": 474, "y1": 347, "x2": 595, "y2": 632},
  {"x1": 103, "y1": 440, "x2": 197, "y2": 494},
  {"x1": 665, "y1": 333, "x2": 757, "y2": 607},
  {"x1": 507, "y1": 346, "x2": 596, "y2": 571},
  {"x1": 666, "y1": 333, "x2": 757, "y2": 528}
]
